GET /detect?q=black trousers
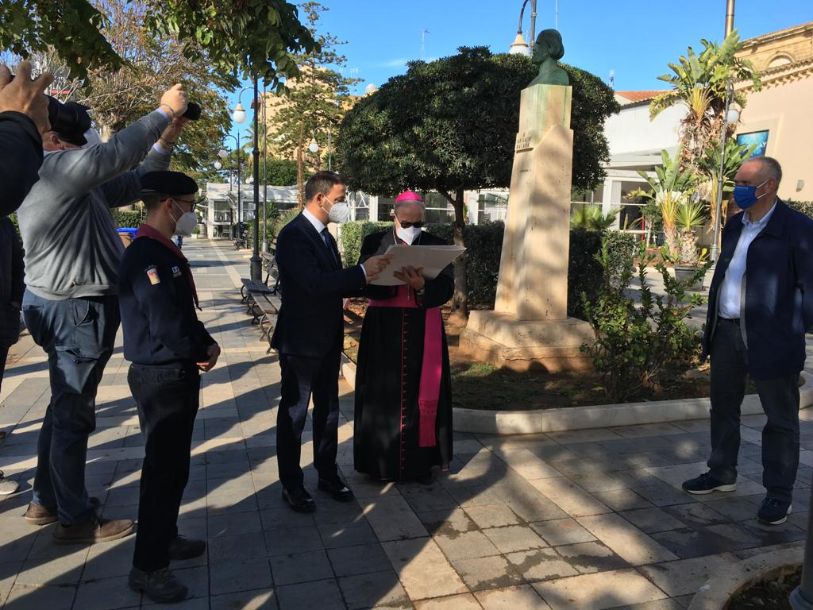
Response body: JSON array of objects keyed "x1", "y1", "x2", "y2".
[
  {"x1": 708, "y1": 318, "x2": 801, "y2": 503},
  {"x1": 276, "y1": 351, "x2": 341, "y2": 490},
  {"x1": 129, "y1": 363, "x2": 200, "y2": 572}
]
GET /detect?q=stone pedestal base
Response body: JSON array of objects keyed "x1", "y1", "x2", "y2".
[{"x1": 460, "y1": 310, "x2": 594, "y2": 372}]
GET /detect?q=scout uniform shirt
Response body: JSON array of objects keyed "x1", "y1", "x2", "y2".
[{"x1": 118, "y1": 225, "x2": 214, "y2": 365}]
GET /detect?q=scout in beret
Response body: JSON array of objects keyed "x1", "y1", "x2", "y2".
[{"x1": 118, "y1": 170, "x2": 220, "y2": 603}]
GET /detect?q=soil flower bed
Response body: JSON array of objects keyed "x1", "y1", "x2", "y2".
[{"x1": 343, "y1": 299, "x2": 711, "y2": 410}]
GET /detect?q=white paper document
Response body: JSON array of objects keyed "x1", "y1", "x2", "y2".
[{"x1": 370, "y1": 244, "x2": 466, "y2": 286}]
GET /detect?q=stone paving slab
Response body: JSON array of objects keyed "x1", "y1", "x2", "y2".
[{"x1": 0, "y1": 239, "x2": 808, "y2": 609}]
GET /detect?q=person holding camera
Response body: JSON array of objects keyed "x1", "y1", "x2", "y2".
[
  {"x1": 0, "y1": 61, "x2": 52, "y2": 215},
  {"x1": 16, "y1": 84, "x2": 189, "y2": 544}
]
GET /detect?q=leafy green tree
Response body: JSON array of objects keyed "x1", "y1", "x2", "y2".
[
  {"x1": 0, "y1": 0, "x2": 121, "y2": 80},
  {"x1": 263, "y1": 159, "x2": 300, "y2": 185},
  {"x1": 2, "y1": 0, "x2": 315, "y2": 87},
  {"x1": 267, "y1": 2, "x2": 357, "y2": 206},
  {"x1": 24, "y1": 2, "x2": 231, "y2": 178},
  {"x1": 337, "y1": 46, "x2": 619, "y2": 313}
]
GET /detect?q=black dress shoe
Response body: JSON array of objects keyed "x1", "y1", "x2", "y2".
[
  {"x1": 282, "y1": 487, "x2": 316, "y2": 513},
  {"x1": 317, "y1": 476, "x2": 354, "y2": 502},
  {"x1": 168, "y1": 535, "x2": 206, "y2": 560}
]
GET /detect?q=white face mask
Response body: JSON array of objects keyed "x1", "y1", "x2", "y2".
[
  {"x1": 171, "y1": 201, "x2": 198, "y2": 236},
  {"x1": 396, "y1": 225, "x2": 421, "y2": 244},
  {"x1": 324, "y1": 198, "x2": 351, "y2": 224}
]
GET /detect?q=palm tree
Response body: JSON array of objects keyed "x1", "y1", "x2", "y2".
[
  {"x1": 571, "y1": 205, "x2": 618, "y2": 231},
  {"x1": 649, "y1": 31, "x2": 760, "y2": 172},
  {"x1": 638, "y1": 149, "x2": 698, "y2": 260},
  {"x1": 697, "y1": 139, "x2": 757, "y2": 245}
]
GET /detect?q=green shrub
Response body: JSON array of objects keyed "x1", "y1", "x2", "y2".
[
  {"x1": 786, "y1": 199, "x2": 813, "y2": 219},
  {"x1": 340, "y1": 221, "x2": 393, "y2": 265},
  {"x1": 422, "y1": 222, "x2": 505, "y2": 307},
  {"x1": 569, "y1": 229, "x2": 604, "y2": 319},
  {"x1": 271, "y1": 207, "x2": 302, "y2": 247},
  {"x1": 581, "y1": 240, "x2": 708, "y2": 402},
  {"x1": 601, "y1": 232, "x2": 637, "y2": 290},
  {"x1": 246, "y1": 203, "x2": 282, "y2": 247},
  {"x1": 111, "y1": 209, "x2": 143, "y2": 228},
  {"x1": 340, "y1": 220, "x2": 617, "y2": 315}
]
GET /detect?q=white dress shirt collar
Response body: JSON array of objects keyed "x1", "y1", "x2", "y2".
[{"x1": 302, "y1": 207, "x2": 327, "y2": 234}]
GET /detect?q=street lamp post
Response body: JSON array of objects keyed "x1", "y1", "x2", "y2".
[
  {"x1": 249, "y1": 76, "x2": 262, "y2": 281},
  {"x1": 219, "y1": 133, "x2": 241, "y2": 241},
  {"x1": 231, "y1": 83, "x2": 262, "y2": 282},
  {"x1": 508, "y1": 0, "x2": 537, "y2": 57},
  {"x1": 234, "y1": 81, "x2": 263, "y2": 280},
  {"x1": 262, "y1": 83, "x2": 269, "y2": 254}
]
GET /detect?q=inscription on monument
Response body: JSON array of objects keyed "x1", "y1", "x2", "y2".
[{"x1": 515, "y1": 132, "x2": 534, "y2": 152}]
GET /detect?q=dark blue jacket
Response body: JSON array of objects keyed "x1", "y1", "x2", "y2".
[
  {"x1": 270, "y1": 213, "x2": 367, "y2": 358},
  {"x1": 0, "y1": 111, "x2": 42, "y2": 216},
  {"x1": 703, "y1": 201, "x2": 813, "y2": 378},
  {"x1": 118, "y1": 235, "x2": 214, "y2": 365}
]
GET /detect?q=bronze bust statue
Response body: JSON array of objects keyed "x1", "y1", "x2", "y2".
[{"x1": 529, "y1": 29, "x2": 569, "y2": 87}]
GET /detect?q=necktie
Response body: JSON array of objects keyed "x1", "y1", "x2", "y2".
[{"x1": 321, "y1": 228, "x2": 338, "y2": 266}]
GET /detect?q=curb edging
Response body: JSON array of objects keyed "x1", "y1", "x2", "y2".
[
  {"x1": 341, "y1": 353, "x2": 813, "y2": 435},
  {"x1": 687, "y1": 547, "x2": 803, "y2": 610}
]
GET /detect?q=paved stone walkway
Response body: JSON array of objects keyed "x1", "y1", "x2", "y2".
[{"x1": 0, "y1": 239, "x2": 810, "y2": 610}]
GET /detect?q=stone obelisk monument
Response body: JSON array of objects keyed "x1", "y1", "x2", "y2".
[{"x1": 461, "y1": 29, "x2": 593, "y2": 371}]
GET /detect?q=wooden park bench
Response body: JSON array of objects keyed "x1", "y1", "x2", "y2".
[
  {"x1": 251, "y1": 291, "x2": 281, "y2": 353},
  {"x1": 239, "y1": 250, "x2": 279, "y2": 306},
  {"x1": 240, "y1": 249, "x2": 282, "y2": 351}
]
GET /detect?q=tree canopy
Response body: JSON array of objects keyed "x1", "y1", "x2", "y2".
[
  {"x1": 337, "y1": 46, "x2": 618, "y2": 198},
  {"x1": 266, "y1": 2, "x2": 357, "y2": 204},
  {"x1": 27, "y1": 1, "x2": 232, "y2": 177},
  {"x1": 336, "y1": 46, "x2": 619, "y2": 312},
  {"x1": 1, "y1": 0, "x2": 316, "y2": 87}
]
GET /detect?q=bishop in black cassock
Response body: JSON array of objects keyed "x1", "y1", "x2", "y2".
[{"x1": 353, "y1": 191, "x2": 454, "y2": 483}]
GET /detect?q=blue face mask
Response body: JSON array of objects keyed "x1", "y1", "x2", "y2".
[{"x1": 733, "y1": 179, "x2": 768, "y2": 210}]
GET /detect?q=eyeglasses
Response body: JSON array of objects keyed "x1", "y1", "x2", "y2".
[
  {"x1": 173, "y1": 197, "x2": 203, "y2": 212},
  {"x1": 398, "y1": 221, "x2": 424, "y2": 229}
]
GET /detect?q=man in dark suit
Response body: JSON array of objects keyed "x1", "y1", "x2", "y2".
[{"x1": 271, "y1": 171, "x2": 390, "y2": 512}]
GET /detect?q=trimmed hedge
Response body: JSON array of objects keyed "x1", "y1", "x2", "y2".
[
  {"x1": 786, "y1": 199, "x2": 813, "y2": 219},
  {"x1": 569, "y1": 229, "x2": 604, "y2": 318},
  {"x1": 339, "y1": 220, "x2": 632, "y2": 317},
  {"x1": 111, "y1": 209, "x2": 143, "y2": 228},
  {"x1": 340, "y1": 221, "x2": 393, "y2": 265},
  {"x1": 423, "y1": 222, "x2": 504, "y2": 308}
]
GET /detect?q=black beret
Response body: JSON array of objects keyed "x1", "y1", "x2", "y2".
[
  {"x1": 140, "y1": 171, "x2": 198, "y2": 197},
  {"x1": 54, "y1": 102, "x2": 92, "y2": 146}
]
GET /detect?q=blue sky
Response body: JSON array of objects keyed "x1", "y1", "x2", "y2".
[{"x1": 228, "y1": 0, "x2": 811, "y2": 137}]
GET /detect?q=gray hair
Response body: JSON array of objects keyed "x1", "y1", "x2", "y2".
[
  {"x1": 393, "y1": 200, "x2": 425, "y2": 216},
  {"x1": 752, "y1": 156, "x2": 783, "y2": 184}
]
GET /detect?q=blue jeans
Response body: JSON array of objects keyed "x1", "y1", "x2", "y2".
[
  {"x1": 708, "y1": 318, "x2": 801, "y2": 503},
  {"x1": 22, "y1": 290, "x2": 120, "y2": 524}
]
